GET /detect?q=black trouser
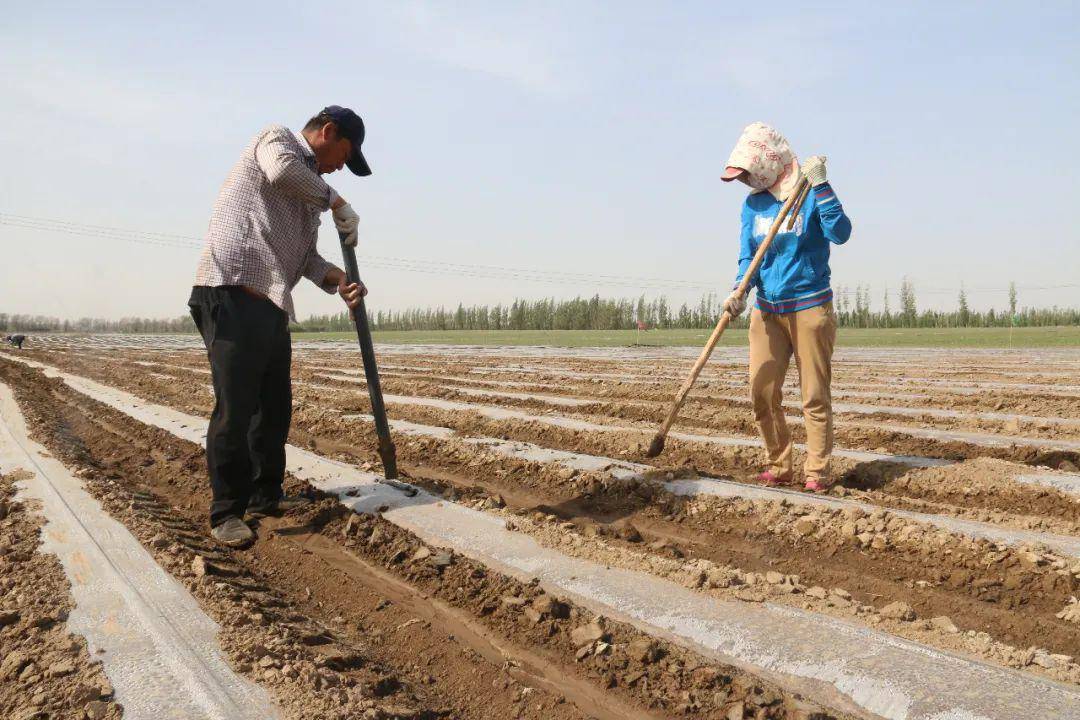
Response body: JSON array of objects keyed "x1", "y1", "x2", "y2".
[{"x1": 188, "y1": 286, "x2": 292, "y2": 527}]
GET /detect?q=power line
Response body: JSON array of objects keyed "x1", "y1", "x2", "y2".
[
  {"x1": 1, "y1": 213, "x2": 711, "y2": 290},
  {"x1": 0, "y1": 213, "x2": 724, "y2": 290},
  {"x1": 0, "y1": 213, "x2": 201, "y2": 241},
  {"x1": 2, "y1": 212, "x2": 1077, "y2": 295},
  {"x1": 1, "y1": 217, "x2": 202, "y2": 251}
]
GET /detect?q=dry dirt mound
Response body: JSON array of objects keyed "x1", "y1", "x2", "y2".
[
  {"x1": 0, "y1": 473, "x2": 121, "y2": 720},
  {"x1": 0, "y1": 357, "x2": 847, "y2": 720}
]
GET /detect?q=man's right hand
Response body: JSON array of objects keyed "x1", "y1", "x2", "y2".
[
  {"x1": 723, "y1": 291, "x2": 747, "y2": 317},
  {"x1": 333, "y1": 202, "x2": 360, "y2": 247},
  {"x1": 338, "y1": 275, "x2": 367, "y2": 309}
]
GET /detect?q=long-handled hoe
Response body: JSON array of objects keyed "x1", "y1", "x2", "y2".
[
  {"x1": 645, "y1": 176, "x2": 809, "y2": 458},
  {"x1": 339, "y1": 232, "x2": 417, "y2": 496}
]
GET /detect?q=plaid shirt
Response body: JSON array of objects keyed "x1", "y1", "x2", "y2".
[{"x1": 194, "y1": 125, "x2": 341, "y2": 320}]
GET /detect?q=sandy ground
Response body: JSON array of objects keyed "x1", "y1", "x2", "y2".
[
  {"x1": 0, "y1": 473, "x2": 121, "y2": 720},
  {"x1": 3, "y1": 339, "x2": 1080, "y2": 719}
]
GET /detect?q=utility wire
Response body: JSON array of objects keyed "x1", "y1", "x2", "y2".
[
  {"x1": 3, "y1": 212, "x2": 1077, "y2": 295},
  {"x1": 1, "y1": 213, "x2": 708, "y2": 290},
  {"x1": 0, "y1": 213, "x2": 718, "y2": 290}
]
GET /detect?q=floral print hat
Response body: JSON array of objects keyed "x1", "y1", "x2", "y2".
[{"x1": 722, "y1": 122, "x2": 798, "y2": 195}]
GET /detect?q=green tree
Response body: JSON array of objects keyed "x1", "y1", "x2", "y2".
[{"x1": 899, "y1": 277, "x2": 917, "y2": 327}]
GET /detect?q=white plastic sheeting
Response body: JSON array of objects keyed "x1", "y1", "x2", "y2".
[
  {"x1": 0, "y1": 382, "x2": 278, "y2": 720},
  {"x1": 10, "y1": 358, "x2": 1080, "y2": 720}
]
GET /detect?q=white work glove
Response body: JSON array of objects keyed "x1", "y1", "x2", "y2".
[
  {"x1": 802, "y1": 155, "x2": 828, "y2": 187},
  {"x1": 723, "y1": 291, "x2": 747, "y2": 317},
  {"x1": 332, "y1": 202, "x2": 360, "y2": 247}
]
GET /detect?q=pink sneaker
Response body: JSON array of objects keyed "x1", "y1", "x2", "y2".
[
  {"x1": 803, "y1": 478, "x2": 832, "y2": 493},
  {"x1": 758, "y1": 470, "x2": 792, "y2": 487}
]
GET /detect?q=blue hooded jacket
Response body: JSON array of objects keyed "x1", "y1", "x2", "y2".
[{"x1": 733, "y1": 183, "x2": 852, "y2": 313}]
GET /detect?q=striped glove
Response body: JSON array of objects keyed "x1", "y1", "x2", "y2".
[{"x1": 802, "y1": 155, "x2": 828, "y2": 187}]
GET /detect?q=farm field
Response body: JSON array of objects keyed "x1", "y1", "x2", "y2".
[
  {"x1": 303, "y1": 325, "x2": 1080, "y2": 347},
  {"x1": 3, "y1": 336, "x2": 1080, "y2": 719},
  {"x1": 11, "y1": 326, "x2": 1080, "y2": 349}
]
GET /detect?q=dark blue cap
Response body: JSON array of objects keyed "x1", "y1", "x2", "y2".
[{"x1": 322, "y1": 105, "x2": 371, "y2": 176}]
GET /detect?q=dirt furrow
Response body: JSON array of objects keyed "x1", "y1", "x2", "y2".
[
  {"x1": 305, "y1": 353, "x2": 1080, "y2": 414},
  {"x1": 49, "y1": 349, "x2": 1080, "y2": 458},
  {"x1": 340, "y1": 398, "x2": 1080, "y2": 529},
  {"x1": 0, "y1": 358, "x2": 843, "y2": 720},
  {"x1": 15, "y1": 349, "x2": 1080, "y2": 537},
  {"x1": 278, "y1": 408, "x2": 1080, "y2": 666},
  {"x1": 37, "y1": 361, "x2": 1080, "y2": 719},
  {"x1": 0, "y1": 473, "x2": 122, "y2": 720},
  {"x1": 10, "y1": 343, "x2": 1080, "y2": 709},
  {"x1": 292, "y1": 362, "x2": 1080, "y2": 464}
]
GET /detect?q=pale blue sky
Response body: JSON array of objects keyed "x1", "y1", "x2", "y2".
[{"x1": 2, "y1": 1, "x2": 1077, "y2": 320}]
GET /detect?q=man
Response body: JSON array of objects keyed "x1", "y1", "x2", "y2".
[
  {"x1": 189, "y1": 106, "x2": 369, "y2": 545},
  {"x1": 5, "y1": 334, "x2": 26, "y2": 349}
]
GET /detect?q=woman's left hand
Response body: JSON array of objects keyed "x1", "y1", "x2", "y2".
[{"x1": 803, "y1": 156, "x2": 828, "y2": 187}]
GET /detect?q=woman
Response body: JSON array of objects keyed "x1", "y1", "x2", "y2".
[{"x1": 720, "y1": 122, "x2": 852, "y2": 492}]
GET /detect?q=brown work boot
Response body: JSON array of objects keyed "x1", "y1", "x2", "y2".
[{"x1": 211, "y1": 516, "x2": 254, "y2": 546}]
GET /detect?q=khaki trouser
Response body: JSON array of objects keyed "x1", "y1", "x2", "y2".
[{"x1": 748, "y1": 302, "x2": 837, "y2": 482}]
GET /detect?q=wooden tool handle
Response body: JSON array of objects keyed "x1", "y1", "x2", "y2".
[
  {"x1": 786, "y1": 181, "x2": 812, "y2": 231},
  {"x1": 652, "y1": 177, "x2": 808, "y2": 440}
]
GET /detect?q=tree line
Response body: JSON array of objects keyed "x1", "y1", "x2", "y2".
[
  {"x1": 301, "y1": 280, "x2": 1077, "y2": 331},
  {"x1": 833, "y1": 279, "x2": 1079, "y2": 329},
  {"x1": 0, "y1": 313, "x2": 196, "y2": 333},
  {"x1": 315, "y1": 295, "x2": 723, "y2": 332},
  {"x1": 3, "y1": 280, "x2": 1076, "y2": 333}
]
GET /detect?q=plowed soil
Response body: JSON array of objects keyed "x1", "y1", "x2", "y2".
[
  {"x1": 0, "y1": 355, "x2": 846, "y2": 718},
  {"x1": 0, "y1": 473, "x2": 122, "y2": 720},
  {"x1": 4, "y1": 339, "x2": 1080, "y2": 713}
]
